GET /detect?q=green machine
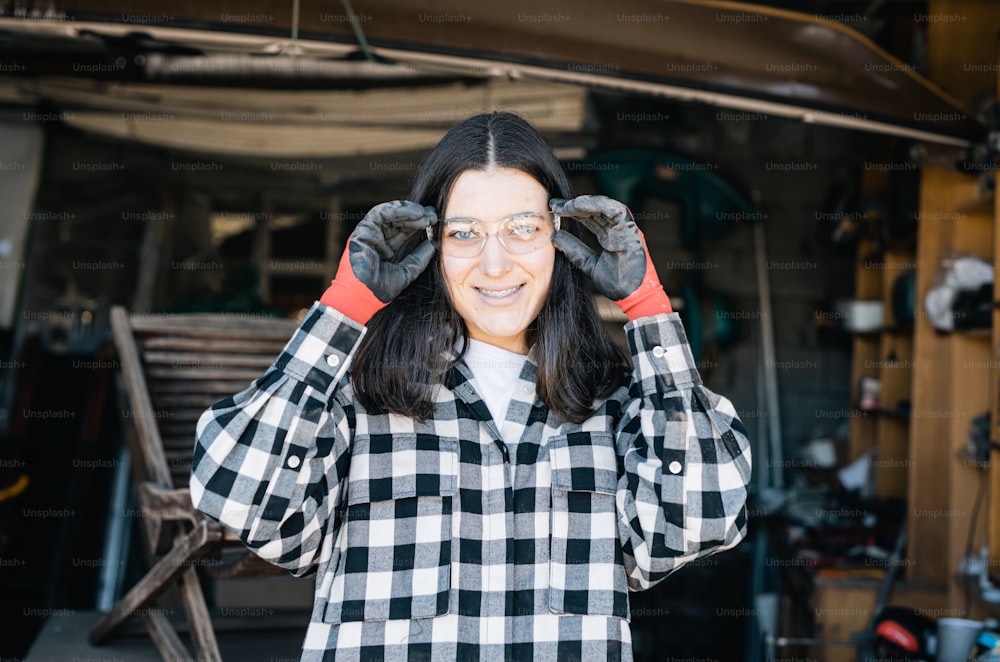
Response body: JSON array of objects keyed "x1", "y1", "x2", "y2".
[{"x1": 572, "y1": 149, "x2": 758, "y2": 365}]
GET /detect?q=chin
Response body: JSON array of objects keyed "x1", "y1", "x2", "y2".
[{"x1": 469, "y1": 320, "x2": 531, "y2": 347}]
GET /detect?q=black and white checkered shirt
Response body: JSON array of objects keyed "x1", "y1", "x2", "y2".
[{"x1": 191, "y1": 302, "x2": 751, "y2": 661}]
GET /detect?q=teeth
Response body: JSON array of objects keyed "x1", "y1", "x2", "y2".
[{"x1": 477, "y1": 285, "x2": 521, "y2": 298}]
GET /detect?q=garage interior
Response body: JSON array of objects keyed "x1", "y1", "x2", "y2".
[{"x1": 1, "y1": 1, "x2": 999, "y2": 660}]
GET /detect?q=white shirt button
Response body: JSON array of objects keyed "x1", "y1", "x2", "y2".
[
  {"x1": 521, "y1": 385, "x2": 533, "y2": 394},
  {"x1": 652, "y1": 346, "x2": 666, "y2": 358},
  {"x1": 326, "y1": 354, "x2": 340, "y2": 367},
  {"x1": 668, "y1": 461, "x2": 682, "y2": 474},
  {"x1": 287, "y1": 455, "x2": 301, "y2": 469}
]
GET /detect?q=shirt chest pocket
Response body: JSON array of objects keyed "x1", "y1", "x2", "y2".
[
  {"x1": 548, "y1": 431, "x2": 630, "y2": 620},
  {"x1": 324, "y1": 433, "x2": 458, "y2": 624}
]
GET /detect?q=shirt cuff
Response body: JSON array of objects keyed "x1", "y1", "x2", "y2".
[
  {"x1": 273, "y1": 301, "x2": 367, "y2": 395},
  {"x1": 625, "y1": 312, "x2": 701, "y2": 394}
]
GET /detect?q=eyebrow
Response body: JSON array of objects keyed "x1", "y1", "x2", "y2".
[{"x1": 442, "y1": 211, "x2": 547, "y2": 223}]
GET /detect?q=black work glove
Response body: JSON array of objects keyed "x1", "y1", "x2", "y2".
[
  {"x1": 321, "y1": 200, "x2": 437, "y2": 324},
  {"x1": 551, "y1": 195, "x2": 672, "y2": 320},
  {"x1": 549, "y1": 195, "x2": 646, "y2": 300}
]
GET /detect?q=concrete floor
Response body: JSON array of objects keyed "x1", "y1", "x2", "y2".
[{"x1": 27, "y1": 609, "x2": 307, "y2": 662}]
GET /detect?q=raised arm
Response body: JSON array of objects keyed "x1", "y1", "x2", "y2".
[
  {"x1": 191, "y1": 200, "x2": 437, "y2": 576},
  {"x1": 190, "y1": 304, "x2": 363, "y2": 576},
  {"x1": 614, "y1": 313, "x2": 751, "y2": 589},
  {"x1": 551, "y1": 194, "x2": 751, "y2": 589}
]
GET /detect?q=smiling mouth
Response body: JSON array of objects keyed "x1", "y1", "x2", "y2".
[{"x1": 475, "y1": 284, "x2": 524, "y2": 298}]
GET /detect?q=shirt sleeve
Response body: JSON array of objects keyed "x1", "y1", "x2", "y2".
[
  {"x1": 614, "y1": 312, "x2": 752, "y2": 591},
  {"x1": 189, "y1": 302, "x2": 365, "y2": 576}
]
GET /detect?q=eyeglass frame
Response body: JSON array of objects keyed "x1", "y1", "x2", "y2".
[{"x1": 426, "y1": 211, "x2": 561, "y2": 256}]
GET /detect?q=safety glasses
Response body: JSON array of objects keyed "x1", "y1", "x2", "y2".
[{"x1": 427, "y1": 211, "x2": 560, "y2": 257}]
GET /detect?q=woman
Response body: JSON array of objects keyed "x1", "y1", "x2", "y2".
[{"x1": 191, "y1": 111, "x2": 751, "y2": 661}]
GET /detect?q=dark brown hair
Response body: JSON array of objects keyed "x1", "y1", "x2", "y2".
[{"x1": 351, "y1": 112, "x2": 629, "y2": 423}]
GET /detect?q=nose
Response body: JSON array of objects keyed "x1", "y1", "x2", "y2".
[{"x1": 477, "y1": 232, "x2": 512, "y2": 277}]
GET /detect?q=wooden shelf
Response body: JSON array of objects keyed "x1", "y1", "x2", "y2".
[
  {"x1": 906, "y1": 164, "x2": 994, "y2": 620},
  {"x1": 816, "y1": 8, "x2": 1000, "y2": 661},
  {"x1": 840, "y1": 164, "x2": 995, "y2": 623},
  {"x1": 952, "y1": 328, "x2": 993, "y2": 339},
  {"x1": 813, "y1": 575, "x2": 946, "y2": 594},
  {"x1": 855, "y1": 407, "x2": 910, "y2": 420},
  {"x1": 847, "y1": 239, "x2": 915, "y2": 499}
]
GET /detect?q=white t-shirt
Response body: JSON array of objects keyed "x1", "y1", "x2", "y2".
[{"x1": 463, "y1": 339, "x2": 528, "y2": 481}]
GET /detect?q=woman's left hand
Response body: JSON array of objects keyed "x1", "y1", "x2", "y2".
[{"x1": 551, "y1": 195, "x2": 672, "y2": 320}]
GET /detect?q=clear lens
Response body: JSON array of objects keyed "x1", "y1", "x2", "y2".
[{"x1": 438, "y1": 211, "x2": 557, "y2": 257}]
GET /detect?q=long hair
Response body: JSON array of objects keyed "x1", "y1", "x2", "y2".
[{"x1": 351, "y1": 112, "x2": 629, "y2": 423}]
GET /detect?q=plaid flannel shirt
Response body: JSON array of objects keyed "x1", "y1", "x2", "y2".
[{"x1": 191, "y1": 302, "x2": 751, "y2": 661}]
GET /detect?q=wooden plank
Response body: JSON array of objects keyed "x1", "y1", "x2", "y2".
[
  {"x1": 98, "y1": 306, "x2": 311, "y2": 655},
  {"x1": 150, "y1": 380, "x2": 254, "y2": 395},
  {"x1": 927, "y1": 0, "x2": 1000, "y2": 104},
  {"x1": 160, "y1": 417, "x2": 198, "y2": 428},
  {"x1": 138, "y1": 484, "x2": 197, "y2": 524},
  {"x1": 150, "y1": 394, "x2": 239, "y2": 409},
  {"x1": 169, "y1": 464, "x2": 192, "y2": 479},
  {"x1": 854, "y1": 238, "x2": 882, "y2": 301},
  {"x1": 143, "y1": 336, "x2": 288, "y2": 354},
  {"x1": 162, "y1": 431, "x2": 198, "y2": 444},
  {"x1": 148, "y1": 431, "x2": 201, "y2": 449},
  {"x1": 89, "y1": 520, "x2": 221, "y2": 645},
  {"x1": 142, "y1": 351, "x2": 275, "y2": 368},
  {"x1": 130, "y1": 313, "x2": 296, "y2": 338},
  {"x1": 162, "y1": 435, "x2": 193, "y2": 448},
  {"x1": 907, "y1": 167, "x2": 980, "y2": 586},
  {"x1": 850, "y1": 238, "x2": 880, "y2": 459},
  {"x1": 147, "y1": 367, "x2": 263, "y2": 381},
  {"x1": 170, "y1": 473, "x2": 192, "y2": 489},
  {"x1": 111, "y1": 306, "x2": 173, "y2": 488},
  {"x1": 941, "y1": 182, "x2": 994, "y2": 612},
  {"x1": 848, "y1": 237, "x2": 885, "y2": 463},
  {"x1": 871, "y1": 247, "x2": 915, "y2": 499},
  {"x1": 143, "y1": 610, "x2": 191, "y2": 662},
  {"x1": 848, "y1": 336, "x2": 878, "y2": 462},
  {"x1": 158, "y1": 407, "x2": 204, "y2": 420},
  {"x1": 945, "y1": 335, "x2": 993, "y2": 612},
  {"x1": 167, "y1": 464, "x2": 192, "y2": 484},
  {"x1": 950, "y1": 195, "x2": 994, "y2": 258},
  {"x1": 875, "y1": 332, "x2": 912, "y2": 498},
  {"x1": 210, "y1": 552, "x2": 287, "y2": 580},
  {"x1": 878, "y1": 334, "x2": 913, "y2": 414},
  {"x1": 178, "y1": 565, "x2": 223, "y2": 661},
  {"x1": 874, "y1": 418, "x2": 909, "y2": 499}
]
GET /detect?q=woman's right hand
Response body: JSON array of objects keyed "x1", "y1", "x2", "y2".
[{"x1": 320, "y1": 200, "x2": 437, "y2": 324}]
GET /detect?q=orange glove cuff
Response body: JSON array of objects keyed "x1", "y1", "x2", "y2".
[
  {"x1": 319, "y1": 247, "x2": 387, "y2": 325},
  {"x1": 613, "y1": 231, "x2": 672, "y2": 321}
]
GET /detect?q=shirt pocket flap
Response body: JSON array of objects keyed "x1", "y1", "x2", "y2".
[
  {"x1": 346, "y1": 433, "x2": 459, "y2": 505},
  {"x1": 548, "y1": 432, "x2": 619, "y2": 495}
]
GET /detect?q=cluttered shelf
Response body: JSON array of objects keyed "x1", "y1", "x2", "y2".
[
  {"x1": 790, "y1": 164, "x2": 999, "y2": 662},
  {"x1": 763, "y1": 486, "x2": 946, "y2": 662}
]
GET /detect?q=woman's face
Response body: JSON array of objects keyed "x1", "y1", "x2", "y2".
[{"x1": 440, "y1": 168, "x2": 556, "y2": 355}]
